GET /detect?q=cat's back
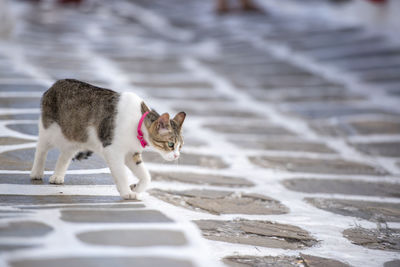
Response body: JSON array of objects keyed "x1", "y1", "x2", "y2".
[{"x1": 41, "y1": 79, "x2": 120, "y2": 146}]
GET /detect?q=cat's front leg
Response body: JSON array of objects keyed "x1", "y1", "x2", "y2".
[
  {"x1": 125, "y1": 153, "x2": 151, "y2": 195},
  {"x1": 105, "y1": 151, "x2": 136, "y2": 200}
]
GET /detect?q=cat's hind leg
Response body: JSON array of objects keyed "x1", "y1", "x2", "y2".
[
  {"x1": 49, "y1": 149, "x2": 75, "y2": 184},
  {"x1": 30, "y1": 124, "x2": 52, "y2": 180}
]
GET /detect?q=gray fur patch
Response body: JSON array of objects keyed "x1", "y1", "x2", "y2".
[{"x1": 41, "y1": 79, "x2": 120, "y2": 147}]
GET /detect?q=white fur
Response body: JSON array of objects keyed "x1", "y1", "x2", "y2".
[{"x1": 30, "y1": 92, "x2": 175, "y2": 200}]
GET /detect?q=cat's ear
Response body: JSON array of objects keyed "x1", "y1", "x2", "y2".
[
  {"x1": 141, "y1": 101, "x2": 150, "y2": 114},
  {"x1": 157, "y1": 113, "x2": 170, "y2": 135},
  {"x1": 173, "y1": 112, "x2": 186, "y2": 128}
]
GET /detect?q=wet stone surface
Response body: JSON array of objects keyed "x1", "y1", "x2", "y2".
[
  {"x1": 194, "y1": 219, "x2": 317, "y2": 249},
  {"x1": 283, "y1": 178, "x2": 400, "y2": 198},
  {"x1": 249, "y1": 156, "x2": 387, "y2": 175},
  {"x1": 10, "y1": 257, "x2": 194, "y2": 267},
  {"x1": 306, "y1": 198, "x2": 400, "y2": 222},
  {"x1": 143, "y1": 151, "x2": 229, "y2": 169},
  {"x1": 150, "y1": 189, "x2": 288, "y2": 215},
  {"x1": 61, "y1": 209, "x2": 173, "y2": 223},
  {"x1": 350, "y1": 141, "x2": 400, "y2": 157},
  {"x1": 223, "y1": 254, "x2": 350, "y2": 267},
  {"x1": 0, "y1": 221, "x2": 53, "y2": 237},
  {"x1": 0, "y1": 148, "x2": 107, "y2": 171},
  {"x1": 150, "y1": 171, "x2": 254, "y2": 187},
  {"x1": 77, "y1": 229, "x2": 187, "y2": 247},
  {"x1": 343, "y1": 227, "x2": 400, "y2": 252}
]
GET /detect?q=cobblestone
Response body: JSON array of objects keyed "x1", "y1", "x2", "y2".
[
  {"x1": 343, "y1": 227, "x2": 400, "y2": 252},
  {"x1": 10, "y1": 257, "x2": 194, "y2": 267},
  {"x1": 151, "y1": 172, "x2": 254, "y2": 187},
  {"x1": 250, "y1": 156, "x2": 386, "y2": 175},
  {"x1": 150, "y1": 189, "x2": 288, "y2": 215},
  {"x1": 284, "y1": 178, "x2": 400, "y2": 198},
  {"x1": 194, "y1": 219, "x2": 317, "y2": 249},
  {"x1": 61, "y1": 209, "x2": 172, "y2": 223},
  {"x1": 77, "y1": 229, "x2": 187, "y2": 247},
  {"x1": 0, "y1": 0, "x2": 399, "y2": 266},
  {"x1": 305, "y1": 198, "x2": 400, "y2": 222},
  {"x1": 223, "y1": 254, "x2": 350, "y2": 267}
]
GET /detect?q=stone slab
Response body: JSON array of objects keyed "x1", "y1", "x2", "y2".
[
  {"x1": 205, "y1": 123, "x2": 296, "y2": 136},
  {"x1": 0, "y1": 84, "x2": 45, "y2": 91},
  {"x1": 0, "y1": 195, "x2": 127, "y2": 206},
  {"x1": 351, "y1": 120, "x2": 400, "y2": 135},
  {"x1": 61, "y1": 209, "x2": 173, "y2": 223},
  {"x1": 343, "y1": 227, "x2": 400, "y2": 252},
  {"x1": 231, "y1": 138, "x2": 336, "y2": 153},
  {"x1": 0, "y1": 114, "x2": 40, "y2": 120},
  {"x1": 178, "y1": 106, "x2": 260, "y2": 118},
  {"x1": 194, "y1": 219, "x2": 317, "y2": 249},
  {"x1": 311, "y1": 120, "x2": 400, "y2": 137},
  {"x1": 0, "y1": 221, "x2": 53, "y2": 237},
  {"x1": 350, "y1": 142, "x2": 400, "y2": 157},
  {"x1": 223, "y1": 254, "x2": 350, "y2": 267},
  {"x1": 132, "y1": 81, "x2": 212, "y2": 89},
  {"x1": 21, "y1": 203, "x2": 145, "y2": 209},
  {"x1": 385, "y1": 260, "x2": 400, "y2": 267},
  {"x1": 77, "y1": 229, "x2": 187, "y2": 247},
  {"x1": 150, "y1": 189, "x2": 288, "y2": 215},
  {"x1": 250, "y1": 156, "x2": 387, "y2": 175},
  {"x1": 0, "y1": 148, "x2": 107, "y2": 171},
  {"x1": 284, "y1": 178, "x2": 400, "y2": 198},
  {"x1": 142, "y1": 151, "x2": 229, "y2": 169},
  {"x1": 0, "y1": 173, "x2": 114, "y2": 185},
  {"x1": 286, "y1": 105, "x2": 399, "y2": 120},
  {"x1": 305, "y1": 198, "x2": 400, "y2": 222},
  {"x1": 7, "y1": 124, "x2": 38, "y2": 136},
  {"x1": 0, "y1": 137, "x2": 34, "y2": 145},
  {"x1": 0, "y1": 245, "x2": 38, "y2": 253},
  {"x1": 150, "y1": 171, "x2": 254, "y2": 187},
  {"x1": 10, "y1": 257, "x2": 193, "y2": 267},
  {"x1": 0, "y1": 98, "x2": 40, "y2": 109}
]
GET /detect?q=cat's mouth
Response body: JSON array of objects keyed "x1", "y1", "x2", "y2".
[{"x1": 161, "y1": 151, "x2": 180, "y2": 161}]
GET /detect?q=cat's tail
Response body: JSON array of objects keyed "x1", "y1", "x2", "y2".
[{"x1": 73, "y1": 150, "x2": 93, "y2": 161}]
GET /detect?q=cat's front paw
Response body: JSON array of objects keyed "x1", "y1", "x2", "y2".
[
  {"x1": 49, "y1": 175, "x2": 64, "y2": 184},
  {"x1": 121, "y1": 191, "x2": 137, "y2": 200}
]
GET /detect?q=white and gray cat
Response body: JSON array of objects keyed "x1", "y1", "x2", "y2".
[{"x1": 30, "y1": 79, "x2": 186, "y2": 199}]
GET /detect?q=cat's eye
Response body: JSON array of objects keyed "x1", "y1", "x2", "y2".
[{"x1": 168, "y1": 142, "x2": 174, "y2": 148}]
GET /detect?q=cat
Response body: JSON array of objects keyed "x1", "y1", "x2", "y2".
[{"x1": 30, "y1": 79, "x2": 186, "y2": 200}]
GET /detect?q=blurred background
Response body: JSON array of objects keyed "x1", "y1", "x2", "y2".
[{"x1": 0, "y1": 0, "x2": 399, "y2": 267}]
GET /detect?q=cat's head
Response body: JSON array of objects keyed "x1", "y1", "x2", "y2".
[{"x1": 141, "y1": 102, "x2": 186, "y2": 161}]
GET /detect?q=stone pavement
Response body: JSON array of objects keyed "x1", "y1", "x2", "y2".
[{"x1": 0, "y1": 0, "x2": 399, "y2": 266}]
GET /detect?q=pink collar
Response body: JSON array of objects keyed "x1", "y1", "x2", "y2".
[{"x1": 137, "y1": 111, "x2": 149, "y2": 148}]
